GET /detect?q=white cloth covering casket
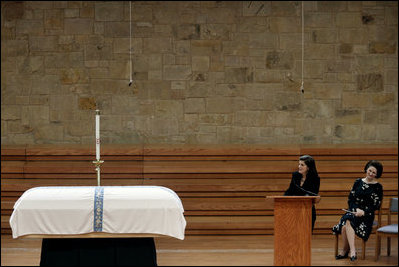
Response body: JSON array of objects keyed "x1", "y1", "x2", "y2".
[{"x1": 9, "y1": 186, "x2": 186, "y2": 240}]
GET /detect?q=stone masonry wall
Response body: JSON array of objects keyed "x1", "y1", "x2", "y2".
[{"x1": 1, "y1": 1, "x2": 398, "y2": 144}]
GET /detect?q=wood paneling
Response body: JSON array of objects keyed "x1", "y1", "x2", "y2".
[{"x1": 1, "y1": 144, "x2": 397, "y2": 235}]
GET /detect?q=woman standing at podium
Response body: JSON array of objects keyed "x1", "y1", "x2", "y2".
[
  {"x1": 332, "y1": 160, "x2": 383, "y2": 261},
  {"x1": 284, "y1": 155, "x2": 320, "y2": 231}
]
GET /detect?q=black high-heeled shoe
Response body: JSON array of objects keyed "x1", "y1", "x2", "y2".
[
  {"x1": 350, "y1": 253, "x2": 357, "y2": 261},
  {"x1": 335, "y1": 251, "x2": 349, "y2": 260}
]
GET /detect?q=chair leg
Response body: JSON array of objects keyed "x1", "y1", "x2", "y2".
[
  {"x1": 361, "y1": 239, "x2": 366, "y2": 260},
  {"x1": 374, "y1": 234, "x2": 381, "y2": 261},
  {"x1": 334, "y1": 234, "x2": 339, "y2": 257},
  {"x1": 387, "y1": 237, "x2": 391, "y2": 256}
]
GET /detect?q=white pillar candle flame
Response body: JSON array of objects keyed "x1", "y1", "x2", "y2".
[{"x1": 95, "y1": 110, "x2": 100, "y2": 161}]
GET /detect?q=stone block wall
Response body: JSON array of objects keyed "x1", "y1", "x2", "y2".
[{"x1": 1, "y1": 1, "x2": 397, "y2": 144}]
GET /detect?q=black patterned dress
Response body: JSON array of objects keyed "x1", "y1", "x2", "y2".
[{"x1": 332, "y1": 178, "x2": 383, "y2": 241}]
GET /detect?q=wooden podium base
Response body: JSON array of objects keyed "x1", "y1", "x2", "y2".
[{"x1": 268, "y1": 196, "x2": 320, "y2": 266}]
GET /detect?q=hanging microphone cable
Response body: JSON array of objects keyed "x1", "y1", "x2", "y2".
[
  {"x1": 128, "y1": 1, "x2": 133, "y2": 86},
  {"x1": 300, "y1": 1, "x2": 304, "y2": 94}
]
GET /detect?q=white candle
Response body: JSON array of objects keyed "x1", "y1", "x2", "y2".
[{"x1": 95, "y1": 110, "x2": 100, "y2": 161}]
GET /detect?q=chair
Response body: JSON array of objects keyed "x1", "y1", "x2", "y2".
[
  {"x1": 374, "y1": 197, "x2": 398, "y2": 261},
  {"x1": 334, "y1": 203, "x2": 382, "y2": 260}
]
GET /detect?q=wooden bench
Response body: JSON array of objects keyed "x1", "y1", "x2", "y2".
[{"x1": 1, "y1": 144, "x2": 397, "y2": 235}]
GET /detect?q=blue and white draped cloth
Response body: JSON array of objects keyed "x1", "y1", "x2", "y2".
[{"x1": 93, "y1": 187, "x2": 104, "y2": 232}]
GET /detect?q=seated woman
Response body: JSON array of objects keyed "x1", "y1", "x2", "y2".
[
  {"x1": 332, "y1": 160, "x2": 383, "y2": 261},
  {"x1": 284, "y1": 155, "x2": 320, "y2": 231}
]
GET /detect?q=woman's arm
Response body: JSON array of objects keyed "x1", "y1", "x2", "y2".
[
  {"x1": 284, "y1": 177, "x2": 295, "y2": 196},
  {"x1": 308, "y1": 176, "x2": 320, "y2": 195},
  {"x1": 348, "y1": 179, "x2": 360, "y2": 211},
  {"x1": 284, "y1": 173, "x2": 299, "y2": 196}
]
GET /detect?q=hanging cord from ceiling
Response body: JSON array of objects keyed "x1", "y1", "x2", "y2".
[
  {"x1": 300, "y1": 1, "x2": 304, "y2": 94},
  {"x1": 129, "y1": 1, "x2": 133, "y2": 86}
]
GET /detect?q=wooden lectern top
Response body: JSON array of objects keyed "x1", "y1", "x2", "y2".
[{"x1": 267, "y1": 195, "x2": 321, "y2": 204}]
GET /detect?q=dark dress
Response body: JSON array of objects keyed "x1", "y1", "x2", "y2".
[
  {"x1": 284, "y1": 171, "x2": 320, "y2": 230},
  {"x1": 332, "y1": 178, "x2": 383, "y2": 241}
]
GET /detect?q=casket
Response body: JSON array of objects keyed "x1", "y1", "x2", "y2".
[{"x1": 10, "y1": 186, "x2": 186, "y2": 240}]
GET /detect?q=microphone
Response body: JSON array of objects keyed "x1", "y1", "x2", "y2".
[{"x1": 294, "y1": 182, "x2": 318, "y2": 196}]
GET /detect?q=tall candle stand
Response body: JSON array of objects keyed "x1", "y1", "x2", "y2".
[{"x1": 93, "y1": 109, "x2": 104, "y2": 186}]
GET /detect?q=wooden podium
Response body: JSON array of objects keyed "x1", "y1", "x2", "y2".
[{"x1": 268, "y1": 196, "x2": 320, "y2": 266}]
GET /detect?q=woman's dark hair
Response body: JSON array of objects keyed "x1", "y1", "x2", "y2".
[
  {"x1": 364, "y1": 160, "x2": 383, "y2": 178},
  {"x1": 300, "y1": 155, "x2": 319, "y2": 180}
]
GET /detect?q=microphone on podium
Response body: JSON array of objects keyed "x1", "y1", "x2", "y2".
[{"x1": 294, "y1": 182, "x2": 318, "y2": 196}]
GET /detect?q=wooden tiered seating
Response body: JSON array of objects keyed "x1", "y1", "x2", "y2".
[{"x1": 1, "y1": 144, "x2": 397, "y2": 235}]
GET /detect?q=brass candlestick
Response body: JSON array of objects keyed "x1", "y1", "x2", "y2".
[{"x1": 92, "y1": 159, "x2": 104, "y2": 186}]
